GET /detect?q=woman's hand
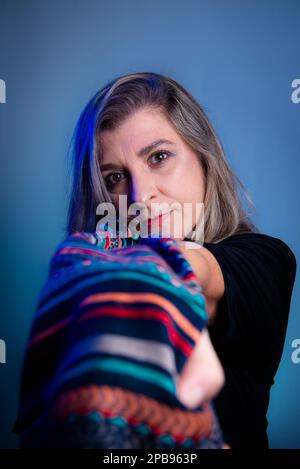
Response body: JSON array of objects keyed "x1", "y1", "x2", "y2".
[{"x1": 175, "y1": 329, "x2": 225, "y2": 409}]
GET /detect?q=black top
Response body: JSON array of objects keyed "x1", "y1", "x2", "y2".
[{"x1": 203, "y1": 233, "x2": 297, "y2": 448}]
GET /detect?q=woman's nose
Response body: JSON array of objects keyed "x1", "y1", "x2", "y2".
[{"x1": 130, "y1": 171, "x2": 157, "y2": 206}]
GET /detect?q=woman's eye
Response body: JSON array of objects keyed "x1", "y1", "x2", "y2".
[
  {"x1": 103, "y1": 151, "x2": 172, "y2": 192},
  {"x1": 148, "y1": 150, "x2": 171, "y2": 166},
  {"x1": 104, "y1": 172, "x2": 126, "y2": 191}
]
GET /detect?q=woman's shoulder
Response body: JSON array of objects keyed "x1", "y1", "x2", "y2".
[
  {"x1": 203, "y1": 231, "x2": 297, "y2": 279},
  {"x1": 212, "y1": 231, "x2": 295, "y2": 258}
]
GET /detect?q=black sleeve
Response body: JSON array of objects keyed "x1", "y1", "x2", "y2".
[{"x1": 204, "y1": 233, "x2": 297, "y2": 379}]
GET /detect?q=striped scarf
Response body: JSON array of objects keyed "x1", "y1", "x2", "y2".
[{"x1": 16, "y1": 229, "x2": 223, "y2": 448}]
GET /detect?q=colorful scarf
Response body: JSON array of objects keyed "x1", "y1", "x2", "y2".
[{"x1": 15, "y1": 229, "x2": 224, "y2": 448}]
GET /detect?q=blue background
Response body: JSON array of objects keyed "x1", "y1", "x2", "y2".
[{"x1": 0, "y1": 0, "x2": 299, "y2": 448}]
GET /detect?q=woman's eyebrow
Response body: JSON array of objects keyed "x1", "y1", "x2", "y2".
[
  {"x1": 100, "y1": 139, "x2": 175, "y2": 171},
  {"x1": 137, "y1": 138, "x2": 175, "y2": 156}
]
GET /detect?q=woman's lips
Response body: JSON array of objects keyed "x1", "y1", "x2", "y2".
[{"x1": 147, "y1": 211, "x2": 171, "y2": 228}]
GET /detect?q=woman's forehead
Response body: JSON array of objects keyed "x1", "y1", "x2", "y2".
[{"x1": 99, "y1": 111, "x2": 181, "y2": 159}]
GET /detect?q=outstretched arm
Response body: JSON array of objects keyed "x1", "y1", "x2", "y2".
[{"x1": 175, "y1": 241, "x2": 225, "y2": 413}]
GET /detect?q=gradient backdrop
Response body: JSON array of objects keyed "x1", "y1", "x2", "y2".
[{"x1": 0, "y1": 0, "x2": 299, "y2": 448}]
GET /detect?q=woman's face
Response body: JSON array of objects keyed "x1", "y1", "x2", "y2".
[{"x1": 99, "y1": 107, "x2": 205, "y2": 239}]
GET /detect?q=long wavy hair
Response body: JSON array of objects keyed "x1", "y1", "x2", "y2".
[{"x1": 66, "y1": 71, "x2": 257, "y2": 243}]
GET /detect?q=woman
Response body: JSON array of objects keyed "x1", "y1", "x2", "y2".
[{"x1": 16, "y1": 72, "x2": 296, "y2": 449}]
